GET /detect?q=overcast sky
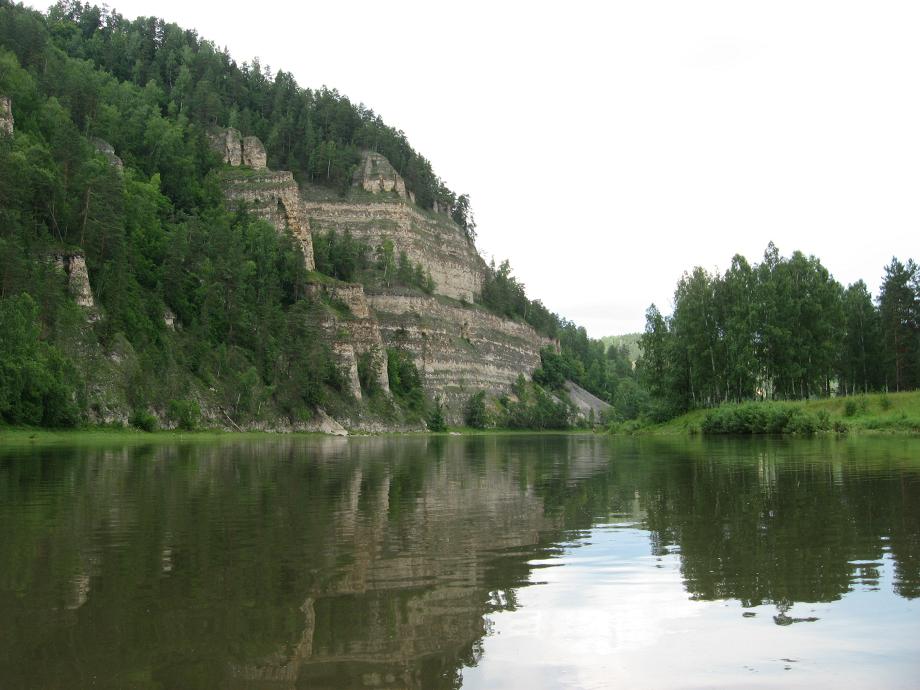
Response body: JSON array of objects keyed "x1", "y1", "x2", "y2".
[{"x1": 30, "y1": 1, "x2": 920, "y2": 336}]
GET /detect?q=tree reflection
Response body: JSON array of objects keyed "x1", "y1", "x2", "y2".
[{"x1": 0, "y1": 435, "x2": 917, "y2": 688}]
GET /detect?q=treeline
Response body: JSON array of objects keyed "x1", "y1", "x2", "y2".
[{"x1": 639, "y1": 243, "x2": 919, "y2": 418}]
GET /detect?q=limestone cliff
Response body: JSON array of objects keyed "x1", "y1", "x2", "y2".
[
  {"x1": 353, "y1": 150, "x2": 412, "y2": 201},
  {"x1": 370, "y1": 294, "x2": 552, "y2": 422},
  {"x1": 305, "y1": 199, "x2": 485, "y2": 303},
  {"x1": 304, "y1": 151, "x2": 551, "y2": 425},
  {"x1": 211, "y1": 128, "x2": 315, "y2": 270},
  {"x1": 305, "y1": 282, "x2": 391, "y2": 401},
  {"x1": 212, "y1": 143, "x2": 550, "y2": 428}
]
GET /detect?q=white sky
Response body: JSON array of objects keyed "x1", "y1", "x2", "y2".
[{"x1": 30, "y1": 1, "x2": 920, "y2": 336}]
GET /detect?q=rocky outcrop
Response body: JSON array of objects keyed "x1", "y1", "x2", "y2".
[
  {"x1": 0, "y1": 95, "x2": 12, "y2": 137},
  {"x1": 208, "y1": 127, "x2": 268, "y2": 170},
  {"x1": 90, "y1": 138, "x2": 123, "y2": 172},
  {"x1": 307, "y1": 282, "x2": 391, "y2": 400},
  {"x1": 241, "y1": 135, "x2": 266, "y2": 169},
  {"x1": 208, "y1": 127, "x2": 243, "y2": 166},
  {"x1": 305, "y1": 199, "x2": 485, "y2": 302},
  {"x1": 221, "y1": 169, "x2": 316, "y2": 270},
  {"x1": 369, "y1": 294, "x2": 553, "y2": 423},
  {"x1": 210, "y1": 128, "x2": 314, "y2": 269},
  {"x1": 54, "y1": 252, "x2": 97, "y2": 315},
  {"x1": 353, "y1": 150, "x2": 409, "y2": 199}
]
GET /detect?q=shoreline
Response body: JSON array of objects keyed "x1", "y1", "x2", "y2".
[{"x1": 0, "y1": 427, "x2": 597, "y2": 446}]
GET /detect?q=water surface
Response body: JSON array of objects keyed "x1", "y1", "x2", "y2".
[{"x1": 1, "y1": 434, "x2": 918, "y2": 688}]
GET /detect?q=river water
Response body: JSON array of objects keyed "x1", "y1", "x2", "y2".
[{"x1": 0, "y1": 434, "x2": 918, "y2": 689}]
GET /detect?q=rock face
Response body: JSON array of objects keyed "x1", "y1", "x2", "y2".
[
  {"x1": 221, "y1": 169, "x2": 315, "y2": 270},
  {"x1": 306, "y1": 283, "x2": 391, "y2": 400},
  {"x1": 208, "y1": 127, "x2": 243, "y2": 166},
  {"x1": 241, "y1": 135, "x2": 266, "y2": 169},
  {"x1": 208, "y1": 127, "x2": 268, "y2": 170},
  {"x1": 213, "y1": 143, "x2": 549, "y2": 428},
  {"x1": 305, "y1": 200, "x2": 485, "y2": 303},
  {"x1": 353, "y1": 150, "x2": 409, "y2": 198},
  {"x1": 0, "y1": 95, "x2": 12, "y2": 137},
  {"x1": 90, "y1": 138, "x2": 123, "y2": 172},
  {"x1": 54, "y1": 252, "x2": 97, "y2": 316},
  {"x1": 369, "y1": 294, "x2": 553, "y2": 423},
  {"x1": 564, "y1": 380, "x2": 611, "y2": 424},
  {"x1": 211, "y1": 126, "x2": 315, "y2": 270}
]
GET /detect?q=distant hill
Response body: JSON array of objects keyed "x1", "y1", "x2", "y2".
[{"x1": 601, "y1": 333, "x2": 642, "y2": 363}]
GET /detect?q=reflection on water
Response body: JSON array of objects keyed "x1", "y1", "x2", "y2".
[{"x1": 0, "y1": 435, "x2": 918, "y2": 689}]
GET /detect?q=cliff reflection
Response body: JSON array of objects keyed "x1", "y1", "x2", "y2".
[{"x1": 0, "y1": 435, "x2": 918, "y2": 689}]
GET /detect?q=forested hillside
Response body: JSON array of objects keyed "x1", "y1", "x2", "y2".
[
  {"x1": 0, "y1": 0, "x2": 635, "y2": 430},
  {"x1": 0, "y1": 0, "x2": 469, "y2": 428},
  {"x1": 639, "y1": 243, "x2": 920, "y2": 419}
]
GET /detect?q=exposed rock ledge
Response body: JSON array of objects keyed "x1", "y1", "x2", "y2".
[
  {"x1": 53, "y1": 252, "x2": 97, "y2": 317},
  {"x1": 305, "y1": 199, "x2": 485, "y2": 302},
  {"x1": 368, "y1": 293, "x2": 554, "y2": 423},
  {"x1": 1, "y1": 95, "x2": 13, "y2": 137}
]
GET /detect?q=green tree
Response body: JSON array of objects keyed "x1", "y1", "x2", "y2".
[{"x1": 878, "y1": 258, "x2": 918, "y2": 391}]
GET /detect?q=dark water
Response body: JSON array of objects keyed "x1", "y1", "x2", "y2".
[{"x1": 1, "y1": 435, "x2": 918, "y2": 689}]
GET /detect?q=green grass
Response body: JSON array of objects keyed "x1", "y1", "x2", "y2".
[
  {"x1": 627, "y1": 391, "x2": 920, "y2": 436},
  {"x1": 0, "y1": 427, "x2": 332, "y2": 447}
]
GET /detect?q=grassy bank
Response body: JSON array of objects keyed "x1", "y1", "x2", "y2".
[
  {"x1": 0, "y1": 427, "x2": 335, "y2": 447},
  {"x1": 0, "y1": 426, "x2": 595, "y2": 447},
  {"x1": 621, "y1": 391, "x2": 920, "y2": 436}
]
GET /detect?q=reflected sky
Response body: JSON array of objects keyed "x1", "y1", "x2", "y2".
[{"x1": 463, "y1": 524, "x2": 920, "y2": 690}]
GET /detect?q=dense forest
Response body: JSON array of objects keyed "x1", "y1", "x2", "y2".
[
  {"x1": 0, "y1": 0, "x2": 469, "y2": 428},
  {"x1": 0, "y1": 0, "x2": 635, "y2": 430},
  {"x1": 639, "y1": 243, "x2": 920, "y2": 419}
]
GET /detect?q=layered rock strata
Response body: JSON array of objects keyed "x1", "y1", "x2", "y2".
[
  {"x1": 369, "y1": 294, "x2": 553, "y2": 422},
  {"x1": 353, "y1": 150, "x2": 410, "y2": 200},
  {"x1": 306, "y1": 283, "x2": 391, "y2": 400},
  {"x1": 214, "y1": 142, "x2": 548, "y2": 426},
  {"x1": 211, "y1": 127, "x2": 315, "y2": 270},
  {"x1": 304, "y1": 200, "x2": 485, "y2": 302}
]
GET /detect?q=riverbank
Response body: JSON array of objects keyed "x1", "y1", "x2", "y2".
[
  {"x1": 0, "y1": 426, "x2": 594, "y2": 447},
  {"x1": 617, "y1": 390, "x2": 920, "y2": 436}
]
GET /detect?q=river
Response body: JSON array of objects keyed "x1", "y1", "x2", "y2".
[{"x1": 1, "y1": 434, "x2": 918, "y2": 689}]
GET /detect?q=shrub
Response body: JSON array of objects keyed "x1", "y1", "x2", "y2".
[
  {"x1": 387, "y1": 348, "x2": 424, "y2": 413},
  {"x1": 130, "y1": 409, "x2": 158, "y2": 432},
  {"x1": 464, "y1": 391, "x2": 489, "y2": 429},
  {"x1": 843, "y1": 399, "x2": 858, "y2": 417},
  {"x1": 427, "y1": 400, "x2": 447, "y2": 432},
  {"x1": 701, "y1": 402, "x2": 821, "y2": 435},
  {"x1": 879, "y1": 394, "x2": 892, "y2": 410},
  {"x1": 167, "y1": 399, "x2": 200, "y2": 430},
  {"x1": 357, "y1": 349, "x2": 381, "y2": 395}
]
